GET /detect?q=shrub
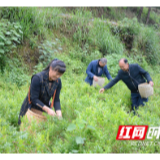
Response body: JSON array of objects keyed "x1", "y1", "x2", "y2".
[
  {"x1": 0, "y1": 7, "x2": 45, "y2": 39},
  {"x1": 133, "y1": 26, "x2": 160, "y2": 65},
  {"x1": 0, "y1": 19, "x2": 23, "y2": 72},
  {"x1": 88, "y1": 19, "x2": 124, "y2": 55}
]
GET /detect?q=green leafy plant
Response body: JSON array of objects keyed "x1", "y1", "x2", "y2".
[{"x1": 0, "y1": 19, "x2": 23, "y2": 72}]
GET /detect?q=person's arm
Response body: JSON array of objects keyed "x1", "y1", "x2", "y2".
[
  {"x1": 137, "y1": 64, "x2": 153, "y2": 86},
  {"x1": 30, "y1": 76, "x2": 56, "y2": 116},
  {"x1": 53, "y1": 79, "x2": 62, "y2": 117},
  {"x1": 104, "y1": 65, "x2": 112, "y2": 80},
  {"x1": 86, "y1": 61, "x2": 95, "y2": 79},
  {"x1": 99, "y1": 74, "x2": 120, "y2": 93},
  {"x1": 30, "y1": 75, "x2": 45, "y2": 108}
]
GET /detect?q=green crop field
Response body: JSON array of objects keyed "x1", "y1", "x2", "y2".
[{"x1": 0, "y1": 7, "x2": 160, "y2": 153}]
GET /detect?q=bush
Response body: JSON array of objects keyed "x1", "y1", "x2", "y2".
[
  {"x1": 0, "y1": 7, "x2": 45, "y2": 39},
  {"x1": 88, "y1": 19, "x2": 124, "y2": 55},
  {"x1": 0, "y1": 19, "x2": 23, "y2": 72},
  {"x1": 133, "y1": 26, "x2": 160, "y2": 65}
]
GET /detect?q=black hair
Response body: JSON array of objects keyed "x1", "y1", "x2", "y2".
[
  {"x1": 124, "y1": 59, "x2": 128, "y2": 64},
  {"x1": 118, "y1": 58, "x2": 128, "y2": 64},
  {"x1": 43, "y1": 59, "x2": 66, "y2": 74}
]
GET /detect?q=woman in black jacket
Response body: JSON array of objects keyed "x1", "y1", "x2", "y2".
[{"x1": 18, "y1": 59, "x2": 66, "y2": 125}]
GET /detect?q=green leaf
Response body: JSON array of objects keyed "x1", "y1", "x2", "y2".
[
  {"x1": 5, "y1": 41, "x2": 12, "y2": 45},
  {"x1": 0, "y1": 35, "x2": 6, "y2": 41},
  {"x1": 0, "y1": 42, "x2": 4, "y2": 46},
  {"x1": 18, "y1": 29, "x2": 23, "y2": 34},
  {"x1": 75, "y1": 136, "x2": 86, "y2": 145},
  {"x1": 11, "y1": 30, "x2": 21, "y2": 37},
  {"x1": 78, "y1": 123, "x2": 85, "y2": 130},
  {"x1": 14, "y1": 25, "x2": 20, "y2": 29},
  {"x1": 86, "y1": 125, "x2": 95, "y2": 130},
  {"x1": 66, "y1": 124, "x2": 76, "y2": 132},
  {"x1": 5, "y1": 32, "x2": 11, "y2": 36},
  {"x1": 11, "y1": 37, "x2": 18, "y2": 42},
  {"x1": 43, "y1": 50, "x2": 47, "y2": 55},
  {"x1": 0, "y1": 49, "x2": 4, "y2": 54}
]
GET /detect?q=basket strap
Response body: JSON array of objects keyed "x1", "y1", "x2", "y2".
[
  {"x1": 50, "y1": 89, "x2": 57, "y2": 108},
  {"x1": 50, "y1": 79, "x2": 58, "y2": 108},
  {"x1": 28, "y1": 86, "x2": 32, "y2": 104}
]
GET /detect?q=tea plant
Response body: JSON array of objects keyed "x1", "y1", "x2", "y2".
[{"x1": 0, "y1": 7, "x2": 160, "y2": 154}]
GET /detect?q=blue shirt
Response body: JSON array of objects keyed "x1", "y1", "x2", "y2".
[{"x1": 85, "y1": 59, "x2": 112, "y2": 85}]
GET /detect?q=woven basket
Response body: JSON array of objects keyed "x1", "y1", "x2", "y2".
[
  {"x1": 26, "y1": 108, "x2": 47, "y2": 123},
  {"x1": 92, "y1": 77, "x2": 105, "y2": 87},
  {"x1": 138, "y1": 83, "x2": 154, "y2": 98}
]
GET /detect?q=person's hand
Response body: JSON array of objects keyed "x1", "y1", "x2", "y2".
[
  {"x1": 56, "y1": 110, "x2": 63, "y2": 120},
  {"x1": 93, "y1": 76, "x2": 98, "y2": 81},
  {"x1": 56, "y1": 110, "x2": 62, "y2": 117},
  {"x1": 43, "y1": 106, "x2": 56, "y2": 116},
  {"x1": 149, "y1": 81, "x2": 154, "y2": 87},
  {"x1": 99, "y1": 88, "x2": 105, "y2": 93},
  {"x1": 47, "y1": 108, "x2": 56, "y2": 116}
]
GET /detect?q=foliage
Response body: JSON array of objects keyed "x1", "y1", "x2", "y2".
[
  {"x1": 0, "y1": 7, "x2": 45, "y2": 39},
  {"x1": 0, "y1": 7, "x2": 160, "y2": 154},
  {"x1": 88, "y1": 19, "x2": 124, "y2": 55},
  {"x1": 109, "y1": 17, "x2": 160, "y2": 65},
  {"x1": 0, "y1": 53, "x2": 160, "y2": 153},
  {"x1": 132, "y1": 26, "x2": 160, "y2": 65},
  {"x1": 37, "y1": 38, "x2": 63, "y2": 67},
  {"x1": 0, "y1": 19, "x2": 23, "y2": 72}
]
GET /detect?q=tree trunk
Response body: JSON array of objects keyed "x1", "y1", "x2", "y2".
[
  {"x1": 138, "y1": 7, "x2": 143, "y2": 21},
  {"x1": 146, "y1": 7, "x2": 151, "y2": 24}
]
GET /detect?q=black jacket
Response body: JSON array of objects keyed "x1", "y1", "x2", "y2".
[
  {"x1": 18, "y1": 69, "x2": 61, "y2": 125},
  {"x1": 103, "y1": 64, "x2": 152, "y2": 93}
]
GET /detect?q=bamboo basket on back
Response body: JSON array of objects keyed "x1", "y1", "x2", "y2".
[
  {"x1": 20, "y1": 108, "x2": 47, "y2": 131},
  {"x1": 26, "y1": 108, "x2": 47, "y2": 123}
]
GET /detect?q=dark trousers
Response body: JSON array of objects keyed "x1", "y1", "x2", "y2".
[{"x1": 131, "y1": 92, "x2": 148, "y2": 114}]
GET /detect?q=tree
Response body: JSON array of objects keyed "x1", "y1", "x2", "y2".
[
  {"x1": 138, "y1": 7, "x2": 143, "y2": 21},
  {"x1": 146, "y1": 7, "x2": 151, "y2": 24}
]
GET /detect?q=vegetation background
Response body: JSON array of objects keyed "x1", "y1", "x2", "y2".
[{"x1": 0, "y1": 6, "x2": 160, "y2": 153}]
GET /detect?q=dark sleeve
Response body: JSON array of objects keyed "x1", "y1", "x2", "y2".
[
  {"x1": 137, "y1": 64, "x2": 152, "y2": 82},
  {"x1": 30, "y1": 75, "x2": 45, "y2": 108},
  {"x1": 86, "y1": 61, "x2": 94, "y2": 78},
  {"x1": 103, "y1": 74, "x2": 120, "y2": 90},
  {"x1": 53, "y1": 79, "x2": 62, "y2": 111},
  {"x1": 104, "y1": 65, "x2": 112, "y2": 80}
]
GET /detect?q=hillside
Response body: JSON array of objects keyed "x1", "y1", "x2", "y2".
[{"x1": 0, "y1": 7, "x2": 160, "y2": 153}]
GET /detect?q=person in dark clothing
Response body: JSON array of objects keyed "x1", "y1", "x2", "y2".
[
  {"x1": 18, "y1": 59, "x2": 66, "y2": 125},
  {"x1": 99, "y1": 58, "x2": 154, "y2": 114},
  {"x1": 85, "y1": 58, "x2": 112, "y2": 86}
]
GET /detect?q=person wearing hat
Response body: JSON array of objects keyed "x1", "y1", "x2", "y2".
[
  {"x1": 99, "y1": 58, "x2": 154, "y2": 114},
  {"x1": 18, "y1": 59, "x2": 66, "y2": 125},
  {"x1": 85, "y1": 58, "x2": 112, "y2": 86}
]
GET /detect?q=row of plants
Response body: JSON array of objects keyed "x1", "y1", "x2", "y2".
[{"x1": 0, "y1": 52, "x2": 160, "y2": 153}]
